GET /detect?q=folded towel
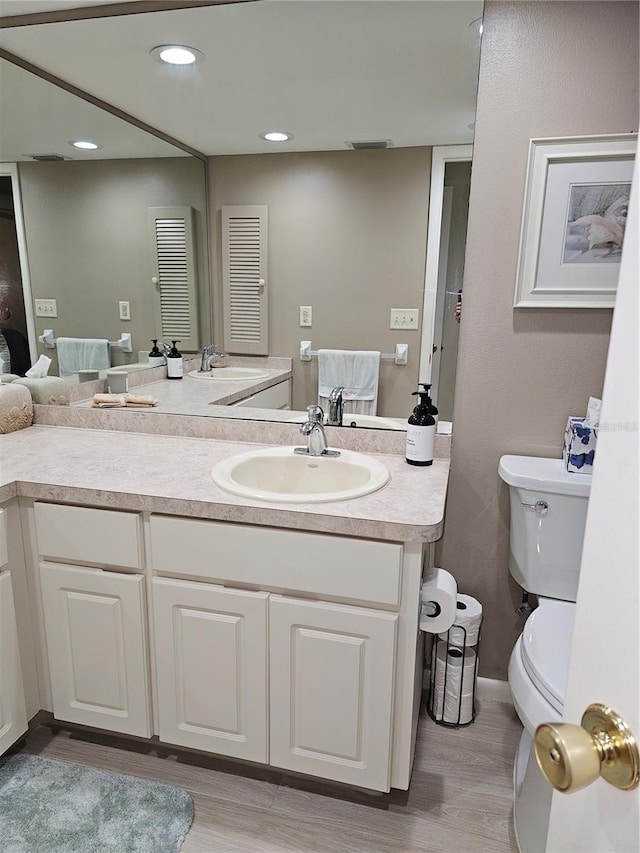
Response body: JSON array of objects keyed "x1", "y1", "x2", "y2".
[
  {"x1": 92, "y1": 393, "x2": 158, "y2": 409},
  {"x1": 318, "y1": 349, "x2": 380, "y2": 415},
  {"x1": 57, "y1": 337, "x2": 110, "y2": 378}
]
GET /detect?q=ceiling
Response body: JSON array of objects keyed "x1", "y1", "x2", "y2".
[{"x1": 0, "y1": 0, "x2": 483, "y2": 158}]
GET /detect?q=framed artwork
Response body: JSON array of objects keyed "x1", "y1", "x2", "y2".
[{"x1": 514, "y1": 134, "x2": 637, "y2": 308}]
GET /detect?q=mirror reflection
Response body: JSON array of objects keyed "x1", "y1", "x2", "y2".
[{"x1": 0, "y1": 1, "x2": 482, "y2": 429}]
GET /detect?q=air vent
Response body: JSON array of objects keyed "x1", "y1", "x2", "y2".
[
  {"x1": 31, "y1": 154, "x2": 66, "y2": 161},
  {"x1": 345, "y1": 140, "x2": 394, "y2": 150}
]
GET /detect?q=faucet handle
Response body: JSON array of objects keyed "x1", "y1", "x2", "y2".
[{"x1": 306, "y1": 405, "x2": 324, "y2": 424}]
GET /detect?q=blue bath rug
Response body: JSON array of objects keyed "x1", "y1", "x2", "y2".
[{"x1": 0, "y1": 754, "x2": 194, "y2": 853}]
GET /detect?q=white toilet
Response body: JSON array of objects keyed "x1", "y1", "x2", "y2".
[{"x1": 498, "y1": 455, "x2": 592, "y2": 853}]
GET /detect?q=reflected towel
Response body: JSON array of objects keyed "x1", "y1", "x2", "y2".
[
  {"x1": 92, "y1": 393, "x2": 158, "y2": 408},
  {"x1": 57, "y1": 337, "x2": 110, "y2": 377},
  {"x1": 318, "y1": 349, "x2": 380, "y2": 415}
]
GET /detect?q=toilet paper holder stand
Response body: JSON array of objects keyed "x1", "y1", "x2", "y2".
[{"x1": 427, "y1": 625, "x2": 480, "y2": 728}]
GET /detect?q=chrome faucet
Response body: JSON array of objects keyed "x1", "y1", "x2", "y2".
[
  {"x1": 327, "y1": 386, "x2": 344, "y2": 426},
  {"x1": 295, "y1": 405, "x2": 340, "y2": 458},
  {"x1": 199, "y1": 345, "x2": 227, "y2": 372}
]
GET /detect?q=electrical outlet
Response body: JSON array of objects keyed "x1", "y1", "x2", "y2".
[
  {"x1": 300, "y1": 305, "x2": 312, "y2": 327},
  {"x1": 34, "y1": 299, "x2": 57, "y2": 318},
  {"x1": 390, "y1": 308, "x2": 419, "y2": 330},
  {"x1": 119, "y1": 301, "x2": 131, "y2": 321}
]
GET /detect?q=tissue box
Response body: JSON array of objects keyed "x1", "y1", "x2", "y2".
[{"x1": 563, "y1": 417, "x2": 597, "y2": 473}]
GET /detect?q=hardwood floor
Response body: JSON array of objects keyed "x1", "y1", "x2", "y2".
[{"x1": 17, "y1": 699, "x2": 521, "y2": 853}]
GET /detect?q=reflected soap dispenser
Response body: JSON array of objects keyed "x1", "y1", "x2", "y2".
[
  {"x1": 148, "y1": 339, "x2": 165, "y2": 368},
  {"x1": 166, "y1": 341, "x2": 183, "y2": 379},
  {"x1": 405, "y1": 384, "x2": 436, "y2": 466}
]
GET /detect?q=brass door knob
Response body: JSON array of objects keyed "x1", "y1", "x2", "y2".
[{"x1": 534, "y1": 703, "x2": 639, "y2": 792}]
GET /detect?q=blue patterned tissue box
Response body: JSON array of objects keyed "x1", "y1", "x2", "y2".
[{"x1": 563, "y1": 417, "x2": 597, "y2": 473}]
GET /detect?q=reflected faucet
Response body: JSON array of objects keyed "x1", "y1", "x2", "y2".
[
  {"x1": 199, "y1": 345, "x2": 227, "y2": 372},
  {"x1": 327, "y1": 386, "x2": 344, "y2": 426},
  {"x1": 295, "y1": 405, "x2": 340, "y2": 458}
]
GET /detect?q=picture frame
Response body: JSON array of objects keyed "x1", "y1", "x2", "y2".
[{"x1": 514, "y1": 133, "x2": 637, "y2": 308}]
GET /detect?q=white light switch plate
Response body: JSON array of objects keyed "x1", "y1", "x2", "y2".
[
  {"x1": 390, "y1": 308, "x2": 419, "y2": 330},
  {"x1": 300, "y1": 305, "x2": 312, "y2": 327},
  {"x1": 119, "y1": 301, "x2": 131, "y2": 321},
  {"x1": 35, "y1": 298, "x2": 57, "y2": 317}
]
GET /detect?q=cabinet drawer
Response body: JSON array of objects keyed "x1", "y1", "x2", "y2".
[
  {"x1": 34, "y1": 503, "x2": 143, "y2": 569},
  {"x1": 150, "y1": 515, "x2": 402, "y2": 606},
  {"x1": 232, "y1": 380, "x2": 290, "y2": 410}
]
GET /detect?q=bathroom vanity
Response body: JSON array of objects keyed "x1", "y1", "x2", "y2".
[{"x1": 0, "y1": 424, "x2": 448, "y2": 793}]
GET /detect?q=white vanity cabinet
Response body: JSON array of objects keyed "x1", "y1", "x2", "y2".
[
  {"x1": 33, "y1": 503, "x2": 152, "y2": 738},
  {"x1": 231, "y1": 378, "x2": 291, "y2": 410},
  {"x1": 149, "y1": 514, "x2": 418, "y2": 793},
  {"x1": 0, "y1": 570, "x2": 29, "y2": 756}
]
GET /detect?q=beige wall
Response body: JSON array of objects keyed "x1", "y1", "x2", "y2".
[
  {"x1": 440, "y1": 1, "x2": 639, "y2": 679},
  {"x1": 208, "y1": 148, "x2": 431, "y2": 415},
  {"x1": 19, "y1": 157, "x2": 209, "y2": 372}
]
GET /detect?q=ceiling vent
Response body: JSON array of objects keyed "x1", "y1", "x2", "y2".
[
  {"x1": 345, "y1": 140, "x2": 394, "y2": 150},
  {"x1": 31, "y1": 153, "x2": 66, "y2": 161}
]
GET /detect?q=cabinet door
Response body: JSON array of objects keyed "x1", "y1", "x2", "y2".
[
  {"x1": 40, "y1": 564, "x2": 151, "y2": 737},
  {"x1": 270, "y1": 595, "x2": 398, "y2": 791},
  {"x1": 153, "y1": 578, "x2": 269, "y2": 762},
  {"x1": 0, "y1": 572, "x2": 28, "y2": 755}
]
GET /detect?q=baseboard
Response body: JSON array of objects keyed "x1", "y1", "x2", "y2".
[{"x1": 477, "y1": 677, "x2": 513, "y2": 705}]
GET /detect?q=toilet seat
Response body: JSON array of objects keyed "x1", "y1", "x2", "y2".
[{"x1": 509, "y1": 598, "x2": 575, "y2": 734}]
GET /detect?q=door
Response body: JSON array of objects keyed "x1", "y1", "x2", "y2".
[
  {"x1": 543, "y1": 158, "x2": 639, "y2": 850},
  {"x1": 269, "y1": 595, "x2": 398, "y2": 792},
  {"x1": 40, "y1": 563, "x2": 151, "y2": 737},
  {"x1": 0, "y1": 572, "x2": 28, "y2": 755},
  {"x1": 153, "y1": 577, "x2": 269, "y2": 763}
]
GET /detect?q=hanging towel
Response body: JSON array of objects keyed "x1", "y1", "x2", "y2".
[
  {"x1": 318, "y1": 349, "x2": 380, "y2": 416},
  {"x1": 56, "y1": 337, "x2": 110, "y2": 378}
]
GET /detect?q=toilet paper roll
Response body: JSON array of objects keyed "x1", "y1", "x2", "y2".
[
  {"x1": 431, "y1": 644, "x2": 477, "y2": 724},
  {"x1": 438, "y1": 593, "x2": 483, "y2": 647},
  {"x1": 419, "y1": 568, "x2": 458, "y2": 633}
]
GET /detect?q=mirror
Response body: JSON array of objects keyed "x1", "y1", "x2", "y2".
[{"x1": 0, "y1": 1, "x2": 481, "y2": 428}]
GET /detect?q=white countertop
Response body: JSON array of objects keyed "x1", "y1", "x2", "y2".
[{"x1": 0, "y1": 425, "x2": 449, "y2": 542}]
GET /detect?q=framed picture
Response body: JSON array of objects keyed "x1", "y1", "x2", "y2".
[{"x1": 514, "y1": 134, "x2": 637, "y2": 308}]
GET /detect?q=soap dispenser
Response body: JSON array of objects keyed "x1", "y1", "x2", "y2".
[
  {"x1": 166, "y1": 341, "x2": 183, "y2": 379},
  {"x1": 148, "y1": 340, "x2": 165, "y2": 368},
  {"x1": 420, "y1": 382, "x2": 438, "y2": 427},
  {"x1": 405, "y1": 385, "x2": 436, "y2": 466}
]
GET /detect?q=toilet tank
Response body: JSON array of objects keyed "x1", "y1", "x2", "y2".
[{"x1": 498, "y1": 456, "x2": 592, "y2": 602}]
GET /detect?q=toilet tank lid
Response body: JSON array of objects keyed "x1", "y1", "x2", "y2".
[{"x1": 498, "y1": 455, "x2": 592, "y2": 497}]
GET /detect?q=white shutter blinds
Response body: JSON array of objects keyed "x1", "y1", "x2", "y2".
[
  {"x1": 222, "y1": 205, "x2": 268, "y2": 355},
  {"x1": 149, "y1": 206, "x2": 200, "y2": 352}
]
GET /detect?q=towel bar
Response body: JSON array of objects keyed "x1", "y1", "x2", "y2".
[
  {"x1": 38, "y1": 330, "x2": 133, "y2": 353},
  {"x1": 300, "y1": 341, "x2": 408, "y2": 365}
]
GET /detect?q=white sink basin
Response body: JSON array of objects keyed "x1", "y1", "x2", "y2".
[
  {"x1": 188, "y1": 367, "x2": 269, "y2": 381},
  {"x1": 211, "y1": 445, "x2": 390, "y2": 503},
  {"x1": 288, "y1": 413, "x2": 406, "y2": 431}
]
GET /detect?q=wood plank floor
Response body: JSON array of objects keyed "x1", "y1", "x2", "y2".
[{"x1": 16, "y1": 699, "x2": 521, "y2": 853}]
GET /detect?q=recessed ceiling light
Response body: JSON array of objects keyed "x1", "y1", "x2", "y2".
[
  {"x1": 150, "y1": 45, "x2": 205, "y2": 66},
  {"x1": 69, "y1": 140, "x2": 102, "y2": 150},
  {"x1": 260, "y1": 131, "x2": 294, "y2": 143}
]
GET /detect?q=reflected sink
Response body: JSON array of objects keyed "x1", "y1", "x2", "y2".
[
  {"x1": 188, "y1": 367, "x2": 270, "y2": 381},
  {"x1": 288, "y1": 413, "x2": 406, "y2": 431},
  {"x1": 211, "y1": 445, "x2": 390, "y2": 503}
]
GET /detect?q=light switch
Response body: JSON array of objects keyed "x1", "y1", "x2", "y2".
[
  {"x1": 35, "y1": 299, "x2": 57, "y2": 317},
  {"x1": 119, "y1": 301, "x2": 131, "y2": 321},
  {"x1": 300, "y1": 305, "x2": 312, "y2": 327},
  {"x1": 390, "y1": 308, "x2": 419, "y2": 330}
]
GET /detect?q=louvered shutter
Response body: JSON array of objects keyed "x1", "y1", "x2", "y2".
[
  {"x1": 149, "y1": 206, "x2": 200, "y2": 352},
  {"x1": 222, "y1": 205, "x2": 268, "y2": 355}
]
